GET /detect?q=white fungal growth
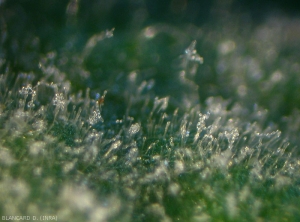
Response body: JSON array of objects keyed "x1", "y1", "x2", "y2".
[
  {"x1": 226, "y1": 193, "x2": 238, "y2": 219},
  {"x1": 19, "y1": 84, "x2": 35, "y2": 97},
  {"x1": 19, "y1": 84, "x2": 37, "y2": 108},
  {"x1": 128, "y1": 123, "x2": 140, "y2": 136},
  {"x1": 1, "y1": 15, "x2": 300, "y2": 222},
  {"x1": 180, "y1": 40, "x2": 204, "y2": 76},
  {"x1": 168, "y1": 183, "x2": 180, "y2": 196},
  {"x1": 89, "y1": 109, "x2": 103, "y2": 125},
  {"x1": 29, "y1": 141, "x2": 45, "y2": 156},
  {"x1": 0, "y1": 148, "x2": 15, "y2": 166},
  {"x1": 83, "y1": 28, "x2": 115, "y2": 57},
  {"x1": 104, "y1": 140, "x2": 122, "y2": 158},
  {"x1": 185, "y1": 41, "x2": 203, "y2": 63},
  {"x1": 174, "y1": 160, "x2": 185, "y2": 175},
  {"x1": 194, "y1": 113, "x2": 209, "y2": 143},
  {"x1": 180, "y1": 120, "x2": 187, "y2": 140},
  {"x1": 153, "y1": 97, "x2": 169, "y2": 112},
  {"x1": 53, "y1": 93, "x2": 65, "y2": 110}
]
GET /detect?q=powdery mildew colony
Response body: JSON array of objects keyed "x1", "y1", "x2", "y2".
[{"x1": 1, "y1": 10, "x2": 300, "y2": 222}]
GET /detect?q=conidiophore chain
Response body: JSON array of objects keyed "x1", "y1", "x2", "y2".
[
  {"x1": 180, "y1": 40, "x2": 204, "y2": 76},
  {"x1": 88, "y1": 90, "x2": 107, "y2": 125},
  {"x1": 177, "y1": 40, "x2": 204, "y2": 109},
  {"x1": 19, "y1": 84, "x2": 37, "y2": 109}
]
